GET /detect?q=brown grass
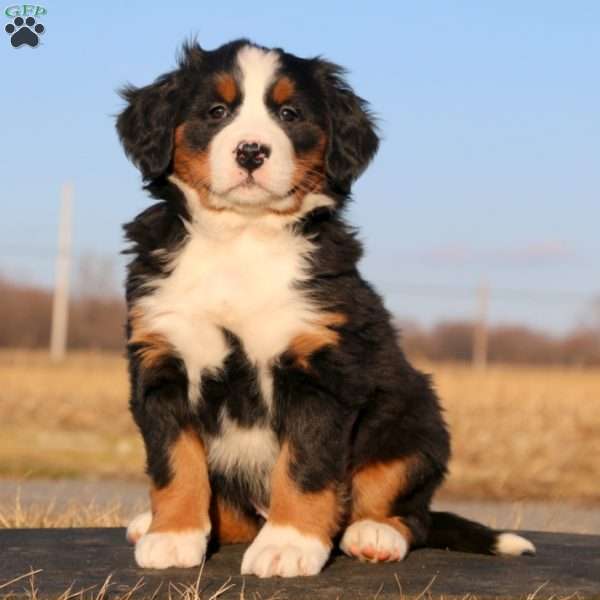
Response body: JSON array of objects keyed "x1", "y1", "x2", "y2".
[
  {"x1": 0, "y1": 569, "x2": 237, "y2": 600},
  {"x1": 428, "y1": 362, "x2": 600, "y2": 502},
  {"x1": 0, "y1": 492, "x2": 130, "y2": 528},
  {"x1": 0, "y1": 569, "x2": 580, "y2": 600},
  {"x1": 1, "y1": 350, "x2": 599, "y2": 501},
  {"x1": 0, "y1": 350, "x2": 143, "y2": 479}
]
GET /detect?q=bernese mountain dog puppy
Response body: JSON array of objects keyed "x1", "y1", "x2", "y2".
[{"x1": 117, "y1": 39, "x2": 535, "y2": 577}]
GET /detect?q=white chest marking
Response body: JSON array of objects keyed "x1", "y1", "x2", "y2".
[
  {"x1": 206, "y1": 412, "x2": 279, "y2": 503},
  {"x1": 136, "y1": 180, "x2": 321, "y2": 406}
]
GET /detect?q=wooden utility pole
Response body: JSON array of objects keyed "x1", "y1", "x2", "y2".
[
  {"x1": 50, "y1": 183, "x2": 73, "y2": 362},
  {"x1": 472, "y1": 281, "x2": 489, "y2": 369}
]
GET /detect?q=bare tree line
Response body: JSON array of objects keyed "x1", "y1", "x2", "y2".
[
  {"x1": 0, "y1": 255, "x2": 125, "y2": 351},
  {"x1": 400, "y1": 320, "x2": 600, "y2": 366},
  {"x1": 1, "y1": 258, "x2": 599, "y2": 365}
]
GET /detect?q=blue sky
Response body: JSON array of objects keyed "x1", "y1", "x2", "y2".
[{"x1": 1, "y1": 1, "x2": 598, "y2": 332}]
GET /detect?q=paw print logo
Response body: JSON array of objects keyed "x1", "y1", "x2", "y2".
[{"x1": 5, "y1": 16, "x2": 45, "y2": 48}]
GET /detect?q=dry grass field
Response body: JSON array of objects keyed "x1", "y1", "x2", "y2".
[{"x1": 1, "y1": 349, "x2": 599, "y2": 502}]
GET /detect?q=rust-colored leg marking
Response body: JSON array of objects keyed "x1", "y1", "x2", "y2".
[
  {"x1": 210, "y1": 497, "x2": 260, "y2": 544},
  {"x1": 129, "y1": 306, "x2": 173, "y2": 370},
  {"x1": 268, "y1": 443, "x2": 341, "y2": 545},
  {"x1": 149, "y1": 428, "x2": 211, "y2": 534},
  {"x1": 288, "y1": 312, "x2": 347, "y2": 370},
  {"x1": 349, "y1": 458, "x2": 416, "y2": 546}
]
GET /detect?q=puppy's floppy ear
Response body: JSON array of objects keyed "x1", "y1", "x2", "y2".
[
  {"x1": 116, "y1": 71, "x2": 181, "y2": 181},
  {"x1": 317, "y1": 60, "x2": 379, "y2": 195}
]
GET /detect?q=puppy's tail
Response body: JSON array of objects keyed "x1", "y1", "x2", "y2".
[{"x1": 426, "y1": 511, "x2": 536, "y2": 556}]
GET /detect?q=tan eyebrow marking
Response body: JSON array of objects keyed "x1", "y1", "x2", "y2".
[
  {"x1": 215, "y1": 73, "x2": 238, "y2": 103},
  {"x1": 272, "y1": 76, "x2": 295, "y2": 104}
]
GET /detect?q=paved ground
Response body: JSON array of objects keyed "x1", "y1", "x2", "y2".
[
  {"x1": 2, "y1": 528, "x2": 600, "y2": 599},
  {"x1": 1, "y1": 479, "x2": 599, "y2": 534}
]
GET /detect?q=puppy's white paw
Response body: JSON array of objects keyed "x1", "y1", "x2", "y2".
[
  {"x1": 241, "y1": 523, "x2": 330, "y2": 577},
  {"x1": 135, "y1": 530, "x2": 208, "y2": 569},
  {"x1": 126, "y1": 511, "x2": 152, "y2": 544},
  {"x1": 340, "y1": 519, "x2": 409, "y2": 563}
]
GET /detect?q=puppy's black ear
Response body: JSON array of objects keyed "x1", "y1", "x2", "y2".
[
  {"x1": 116, "y1": 71, "x2": 181, "y2": 181},
  {"x1": 317, "y1": 61, "x2": 379, "y2": 195}
]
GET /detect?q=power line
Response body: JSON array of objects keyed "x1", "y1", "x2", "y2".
[
  {"x1": 381, "y1": 282, "x2": 595, "y2": 303},
  {"x1": 1, "y1": 250, "x2": 597, "y2": 304}
]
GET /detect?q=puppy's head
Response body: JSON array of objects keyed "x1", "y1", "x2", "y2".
[{"x1": 117, "y1": 39, "x2": 378, "y2": 214}]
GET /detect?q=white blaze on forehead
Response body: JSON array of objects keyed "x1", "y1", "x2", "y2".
[{"x1": 236, "y1": 45, "x2": 280, "y2": 114}]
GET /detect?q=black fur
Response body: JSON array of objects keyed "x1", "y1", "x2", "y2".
[
  {"x1": 315, "y1": 60, "x2": 379, "y2": 195},
  {"x1": 117, "y1": 74, "x2": 181, "y2": 181},
  {"x1": 118, "y1": 39, "x2": 533, "y2": 563},
  {"x1": 117, "y1": 40, "x2": 249, "y2": 180}
]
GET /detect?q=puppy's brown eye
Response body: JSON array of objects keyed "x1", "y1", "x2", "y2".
[
  {"x1": 209, "y1": 104, "x2": 229, "y2": 120},
  {"x1": 279, "y1": 105, "x2": 299, "y2": 122}
]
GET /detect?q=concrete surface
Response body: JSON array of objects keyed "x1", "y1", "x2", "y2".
[{"x1": 1, "y1": 528, "x2": 600, "y2": 599}]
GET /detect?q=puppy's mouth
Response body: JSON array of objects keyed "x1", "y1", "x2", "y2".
[
  {"x1": 206, "y1": 177, "x2": 298, "y2": 205},
  {"x1": 238, "y1": 176, "x2": 300, "y2": 199}
]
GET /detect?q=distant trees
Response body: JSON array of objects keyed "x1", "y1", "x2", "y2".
[
  {"x1": 0, "y1": 255, "x2": 125, "y2": 351},
  {"x1": 68, "y1": 254, "x2": 125, "y2": 350},
  {"x1": 1, "y1": 269, "x2": 599, "y2": 365},
  {"x1": 0, "y1": 277, "x2": 52, "y2": 348},
  {"x1": 401, "y1": 320, "x2": 600, "y2": 366}
]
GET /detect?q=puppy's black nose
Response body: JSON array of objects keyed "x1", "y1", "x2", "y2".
[{"x1": 235, "y1": 142, "x2": 271, "y2": 173}]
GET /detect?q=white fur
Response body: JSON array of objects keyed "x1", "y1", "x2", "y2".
[
  {"x1": 206, "y1": 411, "x2": 279, "y2": 500},
  {"x1": 138, "y1": 177, "x2": 327, "y2": 408},
  {"x1": 126, "y1": 511, "x2": 152, "y2": 544},
  {"x1": 135, "y1": 529, "x2": 209, "y2": 569},
  {"x1": 209, "y1": 46, "x2": 295, "y2": 210},
  {"x1": 494, "y1": 532, "x2": 536, "y2": 556},
  {"x1": 241, "y1": 523, "x2": 330, "y2": 577},
  {"x1": 340, "y1": 519, "x2": 409, "y2": 562}
]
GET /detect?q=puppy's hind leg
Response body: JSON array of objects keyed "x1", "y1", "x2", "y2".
[
  {"x1": 341, "y1": 454, "x2": 439, "y2": 563},
  {"x1": 341, "y1": 372, "x2": 450, "y2": 563}
]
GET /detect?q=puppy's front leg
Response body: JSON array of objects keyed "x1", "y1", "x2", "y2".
[
  {"x1": 135, "y1": 427, "x2": 211, "y2": 569},
  {"x1": 128, "y1": 319, "x2": 211, "y2": 569},
  {"x1": 242, "y1": 364, "x2": 351, "y2": 578},
  {"x1": 241, "y1": 442, "x2": 341, "y2": 577}
]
